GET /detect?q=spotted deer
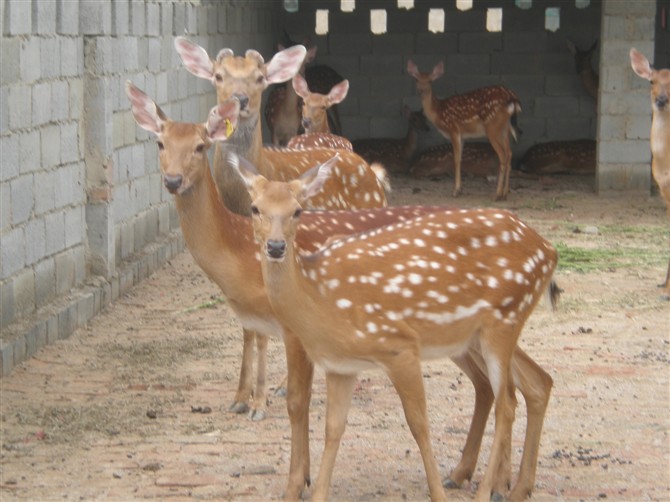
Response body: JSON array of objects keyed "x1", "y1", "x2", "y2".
[
  {"x1": 352, "y1": 105, "x2": 431, "y2": 174},
  {"x1": 630, "y1": 48, "x2": 670, "y2": 292},
  {"x1": 287, "y1": 73, "x2": 353, "y2": 151},
  {"x1": 567, "y1": 40, "x2": 599, "y2": 101},
  {"x1": 407, "y1": 60, "x2": 521, "y2": 201},
  {"x1": 127, "y1": 82, "x2": 556, "y2": 501},
  {"x1": 233, "y1": 153, "x2": 558, "y2": 502},
  {"x1": 517, "y1": 139, "x2": 596, "y2": 176},
  {"x1": 411, "y1": 142, "x2": 499, "y2": 180}
]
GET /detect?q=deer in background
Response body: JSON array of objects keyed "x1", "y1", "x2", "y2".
[
  {"x1": 630, "y1": 48, "x2": 670, "y2": 292},
  {"x1": 351, "y1": 105, "x2": 431, "y2": 174},
  {"x1": 411, "y1": 142, "x2": 499, "y2": 180},
  {"x1": 233, "y1": 153, "x2": 558, "y2": 502},
  {"x1": 567, "y1": 40, "x2": 599, "y2": 101},
  {"x1": 407, "y1": 60, "x2": 521, "y2": 201},
  {"x1": 287, "y1": 73, "x2": 353, "y2": 151},
  {"x1": 128, "y1": 81, "x2": 556, "y2": 501},
  {"x1": 517, "y1": 139, "x2": 596, "y2": 176}
]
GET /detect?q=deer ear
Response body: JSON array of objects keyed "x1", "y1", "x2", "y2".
[
  {"x1": 328, "y1": 79, "x2": 349, "y2": 105},
  {"x1": 406, "y1": 59, "x2": 419, "y2": 78},
  {"x1": 266, "y1": 45, "x2": 307, "y2": 84},
  {"x1": 206, "y1": 99, "x2": 240, "y2": 142},
  {"x1": 297, "y1": 155, "x2": 337, "y2": 202},
  {"x1": 174, "y1": 37, "x2": 215, "y2": 80},
  {"x1": 630, "y1": 48, "x2": 653, "y2": 81},
  {"x1": 430, "y1": 61, "x2": 445, "y2": 81},
  {"x1": 125, "y1": 81, "x2": 165, "y2": 135},
  {"x1": 227, "y1": 152, "x2": 263, "y2": 188},
  {"x1": 292, "y1": 74, "x2": 310, "y2": 99}
]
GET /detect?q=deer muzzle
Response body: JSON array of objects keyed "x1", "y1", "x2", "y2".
[
  {"x1": 163, "y1": 174, "x2": 183, "y2": 194},
  {"x1": 266, "y1": 239, "x2": 287, "y2": 261},
  {"x1": 655, "y1": 93, "x2": 668, "y2": 111}
]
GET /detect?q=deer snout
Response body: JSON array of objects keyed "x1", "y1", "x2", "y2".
[
  {"x1": 233, "y1": 93, "x2": 250, "y2": 111},
  {"x1": 163, "y1": 174, "x2": 183, "y2": 193},
  {"x1": 301, "y1": 117, "x2": 312, "y2": 130},
  {"x1": 266, "y1": 239, "x2": 287, "y2": 260},
  {"x1": 655, "y1": 93, "x2": 668, "y2": 111}
]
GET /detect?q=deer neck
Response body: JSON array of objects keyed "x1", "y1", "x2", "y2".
[
  {"x1": 403, "y1": 123, "x2": 419, "y2": 161},
  {"x1": 212, "y1": 114, "x2": 263, "y2": 215},
  {"x1": 419, "y1": 89, "x2": 441, "y2": 128},
  {"x1": 579, "y1": 68, "x2": 599, "y2": 100}
]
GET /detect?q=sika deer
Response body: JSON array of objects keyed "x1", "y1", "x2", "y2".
[
  {"x1": 352, "y1": 105, "x2": 431, "y2": 174},
  {"x1": 630, "y1": 48, "x2": 670, "y2": 292},
  {"x1": 287, "y1": 73, "x2": 353, "y2": 151},
  {"x1": 407, "y1": 60, "x2": 521, "y2": 200},
  {"x1": 411, "y1": 142, "x2": 499, "y2": 180},
  {"x1": 233, "y1": 153, "x2": 558, "y2": 502},
  {"x1": 127, "y1": 82, "x2": 555, "y2": 501},
  {"x1": 567, "y1": 40, "x2": 599, "y2": 101}
]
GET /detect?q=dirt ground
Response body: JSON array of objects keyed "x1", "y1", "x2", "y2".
[{"x1": 1, "y1": 173, "x2": 669, "y2": 502}]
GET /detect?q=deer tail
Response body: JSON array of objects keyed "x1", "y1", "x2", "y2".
[{"x1": 371, "y1": 163, "x2": 392, "y2": 194}]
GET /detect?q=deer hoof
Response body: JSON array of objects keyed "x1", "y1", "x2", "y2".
[
  {"x1": 490, "y1": 492, "x2": 507, "y2": 502},
  {"x1": 229, "y1": 401, "x2": 250, "y2": 414},
  {"x1": 249, "y1": 408, "x2": 266, "y2": 421},
  {"x1": 274, "y1": 386, "x2": 288, "y2": 397},
  {"x1": 443, "y1": 478, "x2": 460, "y2": 489}
]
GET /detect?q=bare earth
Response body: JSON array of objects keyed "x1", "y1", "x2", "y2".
[{"x1": 1, "y1": 174, "x2": 669, "y2": 502}]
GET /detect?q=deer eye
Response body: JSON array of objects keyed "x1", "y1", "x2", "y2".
[
  {"x1": 250, "y1": 205, "x2": 260, "y2": 216},
  {"x1": 256, "y1": 75, "x2": 265, "y2": 85},
  {"x1": 157, "y1": 141, "x2": 164, "y2": 150},
  {"x1": 215, "y1": 73, "x2": 223, "y2": 82},
  {"x1": 195, "y1": 143, "x2": 205, "y2": 154},
  {"x1": 293, "y1": 208, "x2": 303, "y2": 219}
]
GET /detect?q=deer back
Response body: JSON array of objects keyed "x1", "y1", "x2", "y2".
[{"x1": 517, "y1": 139, "x2": 596, "y2": 176}]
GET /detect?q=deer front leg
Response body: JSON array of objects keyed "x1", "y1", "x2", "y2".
[
  {"x1": 283, "y1": 332, "x2": 314, "y2": 500},
  {"x1": 230, "y1": 328, "x2": 255, "y2": 414},
  {"x1": 311, "y1": 372, "x2": 357, "y2": 501},
  {"x1": 249, "y1": 332, "x2": 269, "y2": 420},
  {"x1": 386, "y1": 351, "x2": 447, "y2": 502},
  {"x1": 451, "y1": 135, "x2": 464, "y2": 197}
]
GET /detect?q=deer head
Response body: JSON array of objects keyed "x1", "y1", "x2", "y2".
[
  {"x1": 293, "y1": 74, "x2": 349, "y2": 132},
  {"x1": 630, "y1": 48, "x2": 670, "y2": 114}
]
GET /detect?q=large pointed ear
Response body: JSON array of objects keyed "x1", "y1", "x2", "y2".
[
  {"x1": 327, "y1": 79, "x2": 349, "y2": 105},
  {"x1": 266, "y1": 44, "x2": 307, "y2": 84},
  {"x1": 125, "y1": 81, "x2": 166, "y2": 134},
  {"x1": 630, "y1": 48, "x2": 653, "y2": 81},
  {"x1": 292, "y1": 73, "x2": 310, "y2": 99},
  {"x1": 430, "y1": 61, "x2": 445, "y2": 81},
  {"x1": 406, "y1": 59, "x2": 419, "y2": 79},
  {"x1": 206, "y1": 99, "x2": 240, "y2": 142},
  {"x1": 294, "y1": 155, "x2": 338, "y2": 202},
  {"x1": 174, "y1": 37, "x2": 215, "y2": 80}
]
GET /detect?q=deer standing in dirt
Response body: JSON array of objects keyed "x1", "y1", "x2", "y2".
[
  {"x1": 567, "y1": 40, "x2": 599, "y2": 101},
  {"x1": 233, "y1": 152, "x2": 558, "y2": 502},
  {"x1": 287, "y1": 73, "x2": 353, "y2": 151},
  {"x1": 129, "y1": 81, "x2": 556, "y2": 502},
  {"x1": 630, "y1": 48, "x2": 670, "y2": 292},
  {"x1": 407, "y1": 60, "x2": 521, "y2": 201},
  {"x1": 411, "y1": 142, "x2": 499, "y2": 180},
  {"x1": 351, "y1": 105, "x2": 431, "y2": 174}
]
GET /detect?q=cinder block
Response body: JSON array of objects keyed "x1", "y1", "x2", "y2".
[
  {"x1": 445, "y1": 53, "x2": 491, "y2": 76},
  {"x1": 60, "y1": 37, "x2": 81, "y2": 77},
  {"x1": 131, "y1": 0, "x2": 146, "y2": 36},
  {"x1": 415, "y1": 33, "x2": 459, "y2": 55},
  {"x1": 34, "y1": 170, "x2": 54, "y2": 215},
  {"x1": 57, "y1": 303, "x2": 77, "y2": 340},
  {"x1": 33, "y1": 0, "x2": 57, "y2": 34},
  {"x1": 10, "y1": 174, "x2": 34, "y2": 225},
  {"x1": 8, "y1": 85, "x2": 31, "y2": 130},
  {"x1": 64, "y1": 206, "x2": 84, "y2": 248},
  {"x1": 0, "y1": 227, "x2": 25, "y2": 280},
  {"x1": 45, "y1": 210, "x2": 65, "y2": 255},
  {"x1": 599, "y1": 115, "x2": 627, "y2": 141},
  {"x1": 40, "y1": 36, "x2": 60, "y2": 80},
  {"x1": 77, "y1": 292, "x2": 95, "y2": 327},
  {"x1": 55, "y1": 249, "x2": 75, "y2": 294},
  {"x1": 112, "y1": 0, "x2": 129, "y2": 36},
  {"x1": 31, "y1": 81, "x2": 51, "y2": 127},
  {"x1": 51, "y1": 80, "x2": 69, "y2": 122},
  {"x1": 57, "y1": 0, "x2": 79, "y2": 35},
  {"x1": 73, "y1": 245, "x2": 86, "y2": 284},
  {"x1": 329, "y1": 33, "x2": 372, "y2": 55},
  {"x1": 546, "y1": 118, "x2": 593, "y2": 140},
  {"x1": 133, "y1": 212, "x2": 147, "y2": 252},
  {"x1": 41, "y1": 123, "x2": 62, "y2": 168},
  {"x1": 458, "y1": 32, "x2": 503, "y2": 54},
  {"x1": 147, "y1": 3, "x2": 160, "y2": 36},
  {"x1": 12, "y1": 336, "x2": 26, "y2": 367},
  {"x1": 13, "y1": 268, "x2": 35, "y2": 316},
  {"x1": 60, "y1": 123, "x2": 80, "y2": 164},
  {"x1": 137, "y1": 38, "x2": 148, "y2": 70},
  {"x1": 626, "y1": 114, "x2": 652, "y2": 140},
  {"x1": 1, "y1": 133, "x2": 19, "y2": 181},
  {"x1": 174, "y1": 3, "x2": 186, "y2": 34},
  {"x1": 597, "y1": 162, "x2": 651, "y2": 193},
  {"x1": 34, "y1": 257, "x2": 56, "y2": 307},
  {"x1": 599, "y1": 139, "x2": 650, "y2": 164},
  {"x1": 1, "y1": 37, "x2": 20, "y2": 85},
  {"x1": 25, "y1": 320, "x2": 47, "y2": 358},
  {"x1": 160, "y1": 2, "x2": 173, "y2": 35},
  {"x1": 6, "y1": 0, "x2": 32, "y2": 35},
  {"x1": 534, "y1": 96, "x2": 580, "y2": 117},
  {"x1": 80, "y1": 0, "x2": 112, "y2": 35},
  {"x1": 0, "y1": 341, "x2": 14, "y2": 377},
  {"x1": 69, "y1": 79, "x2": 83, "y2": 119},
  {"x1": 0, "y1": 184, "x2": 9, "y2": 232},
  {"x1": 53, "y1": 164, "x2": 76, "y2": 207},
  {"x1": 119, "y1": 220, "x2": 135, "y2": 259},
  {"x1": 0, "y1": 87, "x2": 8, "y2": 135},
  {"x1": 0, "y1": 276, "x2": 15, "y2": 330}
]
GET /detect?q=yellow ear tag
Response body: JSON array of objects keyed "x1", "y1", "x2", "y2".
[{"x1": 225, "y1": 118, "x2": 234, "y2": 137}]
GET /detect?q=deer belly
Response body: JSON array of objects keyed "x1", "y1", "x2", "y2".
[
  {"x1": 235, "y1": 313, "x2": 285, "y2": 339},
  {"x1": 319, "y1": 356, "x2": 378, "y2": 375},
  {"x1": 420, "y1": 342, "x2": 471, "y2": 361}
]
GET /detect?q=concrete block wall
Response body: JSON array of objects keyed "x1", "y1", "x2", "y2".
[
  {"x1": 0, "y1": 0, "x2": 275, "y2": 377},
  {"x1": 279, "y1": 0, "x2": 603, "y2": 157}
]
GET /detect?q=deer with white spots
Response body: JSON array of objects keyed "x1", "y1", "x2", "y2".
[
  {"x1": 233, "y1": 153, "x2": 559, "y2": 502},
  {"x1": 630, "y1": 48, "x2": 670, "y2": 292},
  {"x1": 126, "y1": 82, "x2": 556, "y2": 501},
  {"x1": 287, "y1": 73, "x2": 353, "y2": 151},
  {"x1": 407, "y1": 60, "x2": 521, "y2": 201}
]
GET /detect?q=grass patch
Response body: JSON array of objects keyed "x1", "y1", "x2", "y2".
[{"x1": 555, "y1": 241, "x2": 665, "y2": 273}]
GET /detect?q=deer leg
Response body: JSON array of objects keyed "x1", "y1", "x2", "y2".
[
  {"x1": 249, "y1": 333, "x2": 268, "y2": 420},
  {"x1": 486, "y1": 123, "x2": 512, "y2": 201},
  {"x1": 311, "y1": 372, "x2": 357, "y2": 501},
  {"x1": 508, "y1": 348, "x2": 553, "y2": 502},
  {"x1": 451, "y1": 135, "x2": 464, "y2": 197},
  {"x1": 443, "y1": 353, "x2": 494, "y2": 489},
  {"x1": 229, "y1": 328, "x2": 255, "y2": 414},
  {"x1": 386, "y1": 351, "x2": 447, "y2": 502},
  {"x1": 283, "y1": 332, "x2": 314, "y2": 501}
]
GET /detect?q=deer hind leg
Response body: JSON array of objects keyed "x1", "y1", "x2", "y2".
[
  {"x1": 451, "y1": 135, "x2": 464, "y2": 197},
  {"x1": 443, "y1": 353, "x2": 494, "y2": 489},
  {"x1": 508, "y1": 348, "x2": 553, "y2": 502},
  {"x1": 486, "y1": 122, "x2": 513, "y2": 201},
  {"x1": 311, "y1": 372, "x2": 357, "y2": 501},
  {"x1": 249, "y1": 333, "x2": 269, "y2": 420},
  {"x1": 229, "y1": 328, "x2": 255, "y2": 415},
  {"x1": 386, "y1": 351, "x2": 447, "y2": 502},
  {"x1": 283, "y1": 333, "x2": 314, "y2": 501}
]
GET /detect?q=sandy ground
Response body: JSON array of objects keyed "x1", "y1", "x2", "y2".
[{"x1": 1, "y1": 173, "x2": 669, "y2": 502}]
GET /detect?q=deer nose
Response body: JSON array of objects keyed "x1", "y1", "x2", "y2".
[
  {"x1": 266, "y1": 239, "x2": 287, "y2": 259},
  {"x1": 234, "y1": 94, "x2": 249, "y2": 110},
  {"x1": 163, "y1": 174, "x2": 183, "y2": 193},
  {"x1": 656, "y1": 94, "x2": 668, "y2": 110}
]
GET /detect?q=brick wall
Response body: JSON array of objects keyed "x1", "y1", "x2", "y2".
[{"x1": 0, "y1": 0, "x2": 275, "y2": 376}]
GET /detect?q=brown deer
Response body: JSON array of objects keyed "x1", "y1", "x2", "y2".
[
  {"x1": 630, "y1": 48, "x2": 670, "y2": 292},
  {"x1": 352, "y1": 105, "x2": 431, "y2": 174},
  {"x1": 411, "y1": 142, "x2": 499, "y2": 180},
  {"x1": 233, "y1": 153, "x2": 558, "y2": 502},
  {"x1": 287, "y1": 73, "x2": 353, "y2": 151},
  {"x1": 567, "y1": 40, "x2": 599, "y2": 101},
  {"x1": 517, "y1": 139, "x2": 596, "y2": 176},
  {"x1": 128, "y1": 82, "x2": 556, "y2": 501},
  {"x1": 407, "y1": 60, "x2": 521, "y2": 201}
]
